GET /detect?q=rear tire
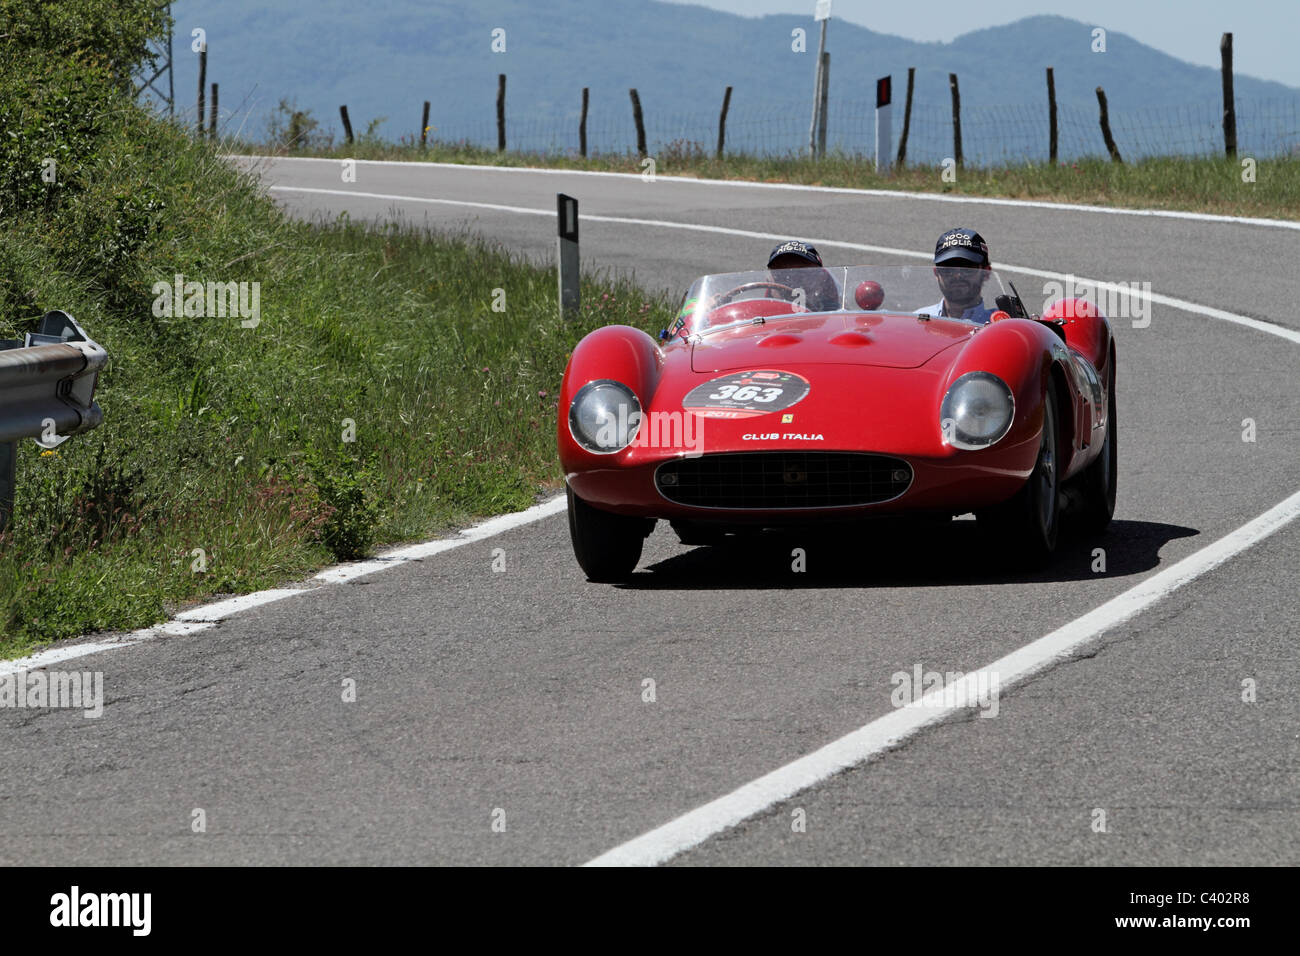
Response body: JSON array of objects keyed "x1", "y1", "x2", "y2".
[
  {"x1": 979, "y1": 376, "x2": 1063, "y2": 563},
  {"x1": 1074, "y1": 364, "x2": 1117, "y2": 535},
  {"x1": 566, "y1": 485, "x2": 653, "y2": 582}
]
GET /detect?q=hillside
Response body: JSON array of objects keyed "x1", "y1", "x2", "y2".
[{"x1": 167, "y1": 2, "x2": 1300, "y2": 161}]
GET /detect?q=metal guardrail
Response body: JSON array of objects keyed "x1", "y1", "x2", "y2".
[{"x1": 0, "y1": 311, "x2": 108, "y2": 531}]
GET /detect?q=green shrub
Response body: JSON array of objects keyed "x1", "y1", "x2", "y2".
[{"x1": 303, "y1": 447, "x2": 384, "y2": 562}]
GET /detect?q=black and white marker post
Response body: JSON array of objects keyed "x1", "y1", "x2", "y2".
[
  {"x1": 875, "y1": 75, "x2": 892, "y2": 174},
  {"x1": 557, "y1": 193, "x2": 580, "y2": 317}
]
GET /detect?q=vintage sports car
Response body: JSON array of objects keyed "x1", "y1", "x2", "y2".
[{"x1": 557, "y1": 264, "x2": 1116, "y2": 582}]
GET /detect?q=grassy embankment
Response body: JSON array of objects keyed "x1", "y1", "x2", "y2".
[{"x1": 0, "y1": 3, "x2": 674, "y2": 656}]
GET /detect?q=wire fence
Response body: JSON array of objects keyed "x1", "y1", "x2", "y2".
[{"x1": 421, "y1": 96, "x2": 1300, "y2": 166}]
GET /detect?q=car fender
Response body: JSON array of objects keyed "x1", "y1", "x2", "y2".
[
  {"x1": 941, "y1": 318, "x2": 1068, "y2": 463},
  {"x1": 1045, "y1": 297, "x2": 1114, "y2": 383},
  {"x1": 1044, "y1": 297, "x2": 1115, "y2": 465},
  {"x1": 558, "y1": 325, "x2": 665, "y2": 471}
]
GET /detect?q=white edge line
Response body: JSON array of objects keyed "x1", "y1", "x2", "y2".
[
  {"x1": 237, "y1": 154, "x2": 1300, "y2": 232},
  {"x1": 0, "y1": 622, "x2": 216, "y2": 678},
  {"x1": 312, "y1": 495, "x2": 568, "y2": 583},
  {"x1": 2, "y1": 496, "x2": 566, "y2": 675},
  {"x1": 175, "y1": 588, "x2": 312, "y2": 621},
  {"x1": 586, "y1": 486, "x2": 1300, "y2": 866}
]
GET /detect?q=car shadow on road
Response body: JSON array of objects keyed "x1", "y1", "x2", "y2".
[{"x1": 622, "y1": 519, "x2": 1200, "y2": 590}]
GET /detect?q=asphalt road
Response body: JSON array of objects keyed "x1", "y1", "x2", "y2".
[{"x1": 1, "y1": 158, "x2": 1296, "y2": 865}]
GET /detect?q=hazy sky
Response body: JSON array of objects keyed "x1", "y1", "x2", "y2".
[{"x1": 663, "y1": 0, "x2": 1297, "y2": 88}]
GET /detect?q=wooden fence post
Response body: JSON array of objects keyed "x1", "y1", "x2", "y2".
[
  {"x1": 196, "y1": 47, "x2": 206, "y2": 136},
  {"x1": 808, "y1": 16, "x2": 828, "y2": 158},
  {"x1": 421, "y1": 100, "x2": 430, "y2": 148},
  {"x1": 579, "y1": 87, "x2": 589, "y2": 158},
  {"x1": 496, "y1": 74, "x2": 506, "y2": 152},
  {"x1": 339, "y1": 105, "x2": 354, "y2": 144},
  {"x1": 1046, "y1": 67, "x2": 1058, "y2": 163},
  {"x1": 949, "y1": 72, "x2": 963, "y2": 168},
  {"x1": 1095, "y1": 86, "x2": 1122, "y2": 162},
  {"x1": 817, "y1": 52, "x2": 830, "y2": 157},
  {"x1": 209, "y1": 82, "x2": 218, "y2": 140},
  {"x1": 896, "y1": 66, "x2": 914, "y2": 166},
  {"x1": 716, "y1": 85, "x2": 732, "y2": 159},
  {"x1": 629, "y1": 88, "x2": 646, "y2": 158},
  {"x1": 1221, "y1": 32, "x2": 1237, "y2": 157}
]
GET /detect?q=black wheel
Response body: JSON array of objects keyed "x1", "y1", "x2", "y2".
[
  {"x1": 1074, "y1": 364, "x2": 1117, "y2": 535},
  {"x1": 979, "y1": 376, "x2": 1063, "y2": 562},
  {"x1": 566, "y1": 485, "x2": 653, "y2": 582}
]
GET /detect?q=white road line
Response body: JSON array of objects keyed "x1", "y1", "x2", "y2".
[
  {"x1": 313, "y1": 495, "x2": 568, "y2": 583},
  {"x1": 243, "y1": 155, "x2": 1300, "y2": 232},
  {"x1": 175, "y1": 588, "x2": 311, "y2": 621},
  {"x1": 587, "y1": 487, "x2": 1300, "y2": 866},
  {"x1": 0, "y1": 622, "x2": 215, "y2": 679},
  {"x1": 270, "y1": 185, "x2": 1300, "y2": 345},
  {"x1": 2, "y1": 496, "x2": 566, "y2": 674}
]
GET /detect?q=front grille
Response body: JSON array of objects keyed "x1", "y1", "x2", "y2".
[{"x1": 656, "y1": 452, "x2": 912, "y2": 509}]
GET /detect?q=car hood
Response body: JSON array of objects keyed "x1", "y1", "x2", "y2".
[{"x1": 691, "y1": 311, "x2": 976, "y2": 373}]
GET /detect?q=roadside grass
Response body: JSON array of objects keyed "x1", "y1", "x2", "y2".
[
  {"x1": 238, "y1": 137, "x2": 1300, "y2": 220},
  {"x1": 0, "y1": 115, "x2": 675, "y2": 657}
]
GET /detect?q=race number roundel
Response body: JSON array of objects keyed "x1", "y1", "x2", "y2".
[{"x1": 682, "y1": 369, "x2": 811, "y2": 419}]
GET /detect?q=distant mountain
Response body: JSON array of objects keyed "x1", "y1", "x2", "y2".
[{"x1": 166, "y1": 2, "x2": 1300, "y2": 163}]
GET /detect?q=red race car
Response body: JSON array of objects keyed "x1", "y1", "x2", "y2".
[{"x1": 557, "y1": 264, "x2": 1116, "y2": 582}]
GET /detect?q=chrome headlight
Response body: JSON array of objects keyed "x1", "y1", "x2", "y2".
[
  {"x1": 568, "y1": 380, "x2": 642, "y2": 454},
  {"x1": 939, "y1": 371, "x2": 1015, "y2": 450}
]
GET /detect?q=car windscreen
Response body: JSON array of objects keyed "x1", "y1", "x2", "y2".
[{"x1": 672, "y1": 265, "x2": 1013, "y2": 334}]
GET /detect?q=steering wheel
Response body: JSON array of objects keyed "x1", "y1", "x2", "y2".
[{"x1": 707, "y1": 281, "x2": 803, "y2": 309}]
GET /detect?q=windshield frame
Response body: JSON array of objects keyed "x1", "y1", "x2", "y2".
[{"x1": 670, "y1": 264, "x2": 1014, "y2": 336}]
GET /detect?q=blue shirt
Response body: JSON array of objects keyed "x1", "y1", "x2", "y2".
[{"x1": 917, "y1": 300, "x2": 996, "y2": 324}]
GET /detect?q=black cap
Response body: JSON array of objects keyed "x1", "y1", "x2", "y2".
[
  {"x1": 767, "y1": 240, "x2": 822, "y2": 267},
  {"x1": 934, "y1": 228, "x2": 989, "y2": 266}
]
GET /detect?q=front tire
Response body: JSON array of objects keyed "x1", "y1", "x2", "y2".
[
  {"x1": 566, "y1": 485, "x2": 653, "y2": 582},
  {"x1": 979, "y1": 376, "x2": 1063, "y2": 562}
]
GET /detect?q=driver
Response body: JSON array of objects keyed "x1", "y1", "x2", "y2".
[
  {"x1": 918, "y1": 228, "x2": 997, "y2": 324},
  {"x1": 766, "y1": 240, "x2": 841, "y2": 312}
]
